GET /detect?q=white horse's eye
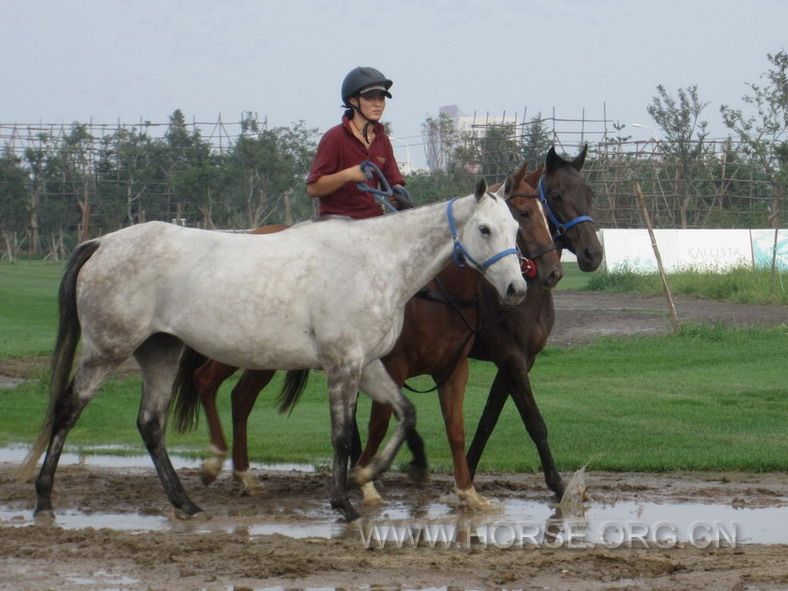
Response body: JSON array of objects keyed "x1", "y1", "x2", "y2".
[{"x1": 479, "y1": 225, "x2": 491, "y2": 237}]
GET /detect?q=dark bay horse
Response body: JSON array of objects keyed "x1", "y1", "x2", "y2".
[
  {"x1": 172, "y1": 161, "x2": 563, "y2": 508},
  {"x1": 466, "y1": 145, "x2": 603, "y2": 499}
]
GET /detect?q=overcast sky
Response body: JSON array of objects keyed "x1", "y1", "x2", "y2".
[{"x1": 3, "y1": 0, "x2": 786, "y2": 166}]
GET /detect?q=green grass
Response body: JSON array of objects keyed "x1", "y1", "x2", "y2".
[
  {"x1": 1, "y1": 260, "x2": 786, "y2": 474},
  {"x1": 553, "y1": 264, "x2": 598, "y2": 291},
  {"x1": 585, "y1": 266, "x2": 788, "y2": 305},
  {"x1": 2, "y1": 325, "x2": 786, "y2": 473},
  {"x1": 0, "y1": 261, "x2": 63, "y2": 358}
]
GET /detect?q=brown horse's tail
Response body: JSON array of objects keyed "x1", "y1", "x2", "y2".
[
  {"x1": 18, "y1": 240, "x2": 100, "y2": 481},
  {"x1": 275, "y1": 370, "x2": 310, "y2": 416},
  {"x1": 171, "y1": 347, "x2": 208, "y2": 432}
]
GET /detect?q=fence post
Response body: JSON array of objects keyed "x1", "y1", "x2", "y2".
[{"x1": 634, "y1": 182, "x2": 680, "y2": 334}]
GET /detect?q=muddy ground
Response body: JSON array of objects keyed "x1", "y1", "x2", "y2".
[{"x1": 1, "y1": 291, "x2": 786, "y2": 590}]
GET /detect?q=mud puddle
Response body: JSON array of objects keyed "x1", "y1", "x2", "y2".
[
  {"x1": 3, "y1": 495, "x2": 785, "y2": 545},
  {"x1": 0, "y1": 444, "x2": 315, "y2": 472}
]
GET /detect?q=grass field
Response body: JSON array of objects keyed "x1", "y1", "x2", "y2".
[
  {"x1": 584, "y1": 266, "x2": 788, "y2": 305},
  {"x1": 1, "y1": 261, "x2": 786, "y2": 474}
]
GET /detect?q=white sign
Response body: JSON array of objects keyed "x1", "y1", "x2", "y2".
[{"x1": 601, "y1": 229, "x2": 753, "y2": 273}]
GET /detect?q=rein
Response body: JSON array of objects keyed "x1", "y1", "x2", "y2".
[
  {"x1": 357, "y1": 160, "x2": 415, "y2": 212},
  {"x1": 357, "y1": 160, "x2": 398, "y2": 213},
  {"x1": 537, "y1": 175, "x2": 594, "y2": 241}
]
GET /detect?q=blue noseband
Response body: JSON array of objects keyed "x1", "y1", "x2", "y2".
[{"x1": 447, "y1": 197, "x2": 520, "y2": 272}]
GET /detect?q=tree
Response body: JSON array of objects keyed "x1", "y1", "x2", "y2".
[
  {"x1": 23, "y1": 134, "x2": 50, "y2": 254},
  {"x1": 477, "y1": 123, "x2": 521, "y2": 180},
  {"x1": 163, "y1": 110, "x2": 224, "y2": 228},
  {"x1": 226, "y1": 118, "x2": 317, "y2": 227},
  {"x1": 721, "y1": 50, "x2": 788, "y2": 228},
  {"x1": 422, "y1": 113, "x2": 459, "y2": 173},
  {"x1": 97, "y1": 127, "x2": 160, "y2": 228},
  {"x1": 47, "y1": 124, "x2": 97, "y2": 242},
  {"x1": 521, "y1": 114, "x2": 553, "y2": 166},
  {"x1": 647, "y1": 84, "x2": 710, "y2": 228},
  {"x1": 0, "y1": 149, "x2": 29, "y2": 244}
]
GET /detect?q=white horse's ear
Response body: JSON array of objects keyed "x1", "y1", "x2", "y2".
[
  {"x1": 475, "y1": 178, "x2": 487, "y2": 201},
  {"x1": 503, "y1": 176, "x2": 513, "y2": 198}
]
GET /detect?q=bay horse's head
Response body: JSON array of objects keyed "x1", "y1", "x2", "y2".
[
  {"x1": 500, "y1": 162, "x2": 564, "y2": 289},
  {"x1": 540, "y1": 146, "x2": 603, "y2": 271}
]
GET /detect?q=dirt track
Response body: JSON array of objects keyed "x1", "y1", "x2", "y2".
[
  {"x1": 1, "y1": 466, "x2": 788, "y2": 590},
  {"x1": 1, "y1": 291, "x2": 786, "y2": 590}
]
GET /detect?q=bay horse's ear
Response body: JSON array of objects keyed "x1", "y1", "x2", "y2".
[
  {"x1": 475, "y1": 178, "x2": 487, "y2": 201},
  {"x1": 572, "y1": 144, "x2": 588, "y2": 171},
  {"x1": 510, "y1": 160, "x2": 528, "y2": 189},
  {"x1": 525, "y1": 164, "x2": 544, "y2": 188},
  {"x1": 545, "y1": 145, "x2": 559, "y2": 173}
]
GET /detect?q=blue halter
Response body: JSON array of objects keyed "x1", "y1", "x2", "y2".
[
  {"x1": 537, "y1": 175, "x2": 593, "y2": 239},
  {"x1": 447, "y1": 197, "x2": 520, "y2": 271}
]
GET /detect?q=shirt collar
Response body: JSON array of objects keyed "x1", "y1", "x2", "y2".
[{"x1": 342, "y1": 115, "x2": 384, "y2": 136}]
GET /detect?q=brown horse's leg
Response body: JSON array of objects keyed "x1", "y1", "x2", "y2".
[
  {"x1": 466, "y1": 369, "x2": 510, "y2": 480},
  {"x1": 193, "y1": 360, "x2": 238, "y2": 485},
  {"x1": 356, "y1": 400, "x2": 393, "y2": 505},
  {"x1": 508, "y1": 372, "x2": 565, "y2": 499},
  {"x1": 230, "y1": 369, "x2": 275, "y2": 494},
  {"x1": 438, "y1": 359, "x2": 489, "y2": 509}
]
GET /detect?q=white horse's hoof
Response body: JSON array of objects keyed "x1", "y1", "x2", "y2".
[
  {"x1": 351, "y1": 466, "x2": 374, "y2": 487},
  {"x1": 456, "y1": 486, "x2": 491, "y2": 510},
  {"x1": 233, "y1": 470, "x2": 264, "y2": 496},
  {"x1": 360, "y1": 481, "x2": 384, "y2": 505}
]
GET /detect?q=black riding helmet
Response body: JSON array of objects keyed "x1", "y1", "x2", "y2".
[{"x1": 341, "y1": 67, "x2": 393, "y2": 107}]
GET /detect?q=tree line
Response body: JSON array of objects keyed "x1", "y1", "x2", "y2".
[{"x1": 1, "y1": 52, "x2": 785, "y2": 259}]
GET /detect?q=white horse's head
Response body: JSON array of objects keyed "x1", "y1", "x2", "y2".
[{"x1": 457, "y1": 179, "x2": 528, "y2": 306}]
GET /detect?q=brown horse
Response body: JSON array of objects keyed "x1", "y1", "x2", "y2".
[
  {"x1": 465, "y1": 145, "x2": 603, "y2": 499},
  {"x1": 346, "y1": 147, "x2": 602, "y2": 505},
  {"x1": 351, "y1": 166, "x2": 560, "y2": 507},
  {"x1": 171, "y1": 161, "x2": 562, "y2": 507}
]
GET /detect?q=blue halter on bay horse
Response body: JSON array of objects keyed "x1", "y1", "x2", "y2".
[
  {"x1": 170, "y1": 159, "x2": 562, "y2": 508},
  {"x1": 19, "y1": 177, "x2": 528, "y2": 522}
]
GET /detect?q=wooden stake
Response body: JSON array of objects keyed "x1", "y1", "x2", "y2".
[{"x1": 634, "y1": 182, "x2": 680, "y2": 334}]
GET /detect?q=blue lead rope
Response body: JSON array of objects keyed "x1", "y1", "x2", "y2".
[
  {"x1": 357, "y1": 160, "x2": 399, "y2": 214},
  {"x1": 447, "y1": 197, "x2": 520, "y2": 271}
]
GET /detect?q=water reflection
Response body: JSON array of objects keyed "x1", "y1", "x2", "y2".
[
  {"x1": 0, "y1": 444, "x2": 315, "y2": 472},
  {"x1": 2, "y1": 497, "x2": 786, "y2": 544}
]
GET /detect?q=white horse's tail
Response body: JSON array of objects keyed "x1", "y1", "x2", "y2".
[{"x1": 18, "y1": 240, "x2": 100, "y2": 481}]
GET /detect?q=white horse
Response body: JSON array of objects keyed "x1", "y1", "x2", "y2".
[{"x1": 20, "y1": 178, "x2": 527, "y2": 521}]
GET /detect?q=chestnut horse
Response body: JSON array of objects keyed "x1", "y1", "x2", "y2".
[{"x1": 171, "y1": 161, "x2": 562, "y2": 508}]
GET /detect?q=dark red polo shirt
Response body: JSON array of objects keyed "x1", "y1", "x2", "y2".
[{"x1": 307, "y1": 116, "x2": 405, "y2": 219}]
